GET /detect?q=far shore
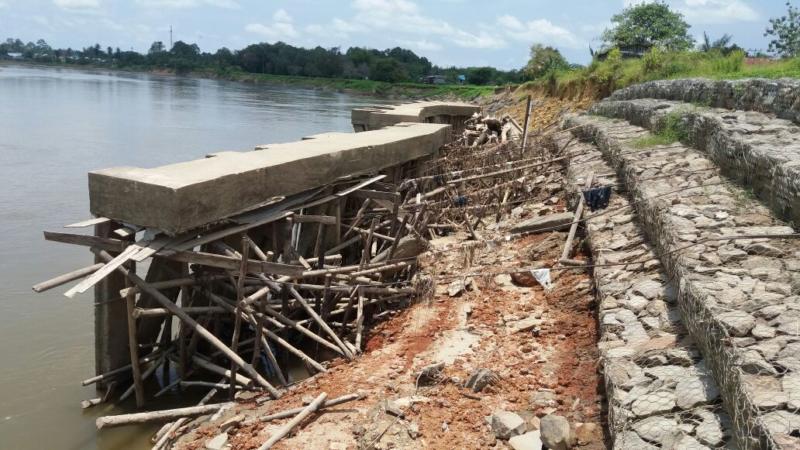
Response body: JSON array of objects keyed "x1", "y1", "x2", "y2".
[{"x1": 0, "y1": 60, "x2": 497, "y2": 101}]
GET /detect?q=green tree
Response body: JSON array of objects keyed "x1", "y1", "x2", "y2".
[
  {"x1": 524, "y1": 44, "x2": 569, "y2": 79},
  {"x1": 148, "y1": 41, "x2": 165, "y2": 55},
  {"x1": 369, "y1": 58, "x2": 407, "y2": 82},
  {"x1": 602, "y1": 1, "x2": 694, "y2": 51},
  {"x1": 466, "y1": 67, "x2": 495, "y2": 85},
  {"x1": 699, "y1": 32, "x2": 742, "y2": 55},
  {"x1": 765, "y1": 2, "x2": 800, "y2": 57}
]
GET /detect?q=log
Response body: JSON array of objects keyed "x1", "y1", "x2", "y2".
[
  {"x1": 32, "y1": 263, "x2": 104, "y2": 293},
  {"x1": 124, "y1": 274, "x2": 145, "y2": 407},
  {"x1": 192, "y1": 356, "x2": 252, "y2": 387},
  {"x1": 152, "y1": 381, "x2": 222, "y2": 449},
  {"x1": 258, "y1": 393, "x2": 362, "y2": 422},
  {"x1": 257, "y1": 392, "x2": 328, "y2": 449},
  {"x1": 96, "y1": 402, "x2": 234, "y2": 429},
  {"x1": 92, "y1": 248, "x2": 281, "y2": 398},
  {"x1": 355, "y1": 289, "x2": 365, "y2": 353}
]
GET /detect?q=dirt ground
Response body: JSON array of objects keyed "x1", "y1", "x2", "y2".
[{"x1": 176, "y1": 219, "x2": 606, "y2": 450}]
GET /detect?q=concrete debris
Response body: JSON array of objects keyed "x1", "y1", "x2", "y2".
[
  {"x1": 508, "y1": 430, "x2": 543, "y2": 450},
  {"x1": 204, "y1": 433, "x2": 229, "y2": 450},
  {"x1": 490, "y1": 410, "x2": 526, "y2": 440}
]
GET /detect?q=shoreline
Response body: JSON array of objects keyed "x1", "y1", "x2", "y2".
[{"x1": 0, "y1": 60, "x2": 498, "y2": 100}]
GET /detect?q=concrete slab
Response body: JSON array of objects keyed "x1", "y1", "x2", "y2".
[
  {"x1": 352, "y1": 101, "x2": 479, "y2": 131},
  {"x1": 89, "y1": 122, "x2": 450, "y2": 234}
]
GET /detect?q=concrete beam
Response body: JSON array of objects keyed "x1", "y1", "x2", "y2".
[
  {"x1": 352, "y1": 101, "x2": 479, "y2": 132},
  {"x1": 89, "y1": 122, "x2": 450, "y2": 234}
]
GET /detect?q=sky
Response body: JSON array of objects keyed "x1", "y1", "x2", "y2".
[{"x1": 0, "y1": 0, "x2": 791, "y2": 69}]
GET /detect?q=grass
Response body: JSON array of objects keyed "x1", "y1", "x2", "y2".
[
  {"x1": 632, "y1": 110, "x2": 691, "y2": 148},
  {"x1": 525, "y1": 48, "x2": 800, "y2": 101}
]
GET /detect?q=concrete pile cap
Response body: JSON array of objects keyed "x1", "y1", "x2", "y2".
[
  {"x1": 352, "y1": 101, "x2": 480, "y2": 129},
  {"x1": 88, "y1": 122, "x2": 450, "y2": 234}
]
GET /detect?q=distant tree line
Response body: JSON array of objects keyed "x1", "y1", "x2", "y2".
[{"x1": 0, "y1": 37, "x2": 524, "y2": 85}]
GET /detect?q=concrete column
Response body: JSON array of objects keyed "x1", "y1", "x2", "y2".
[{"x1": 93, "y1": 220, "x2": 130, "y2": 383}]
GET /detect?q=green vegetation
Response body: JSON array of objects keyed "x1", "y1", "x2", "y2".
[
  {"x1": 602, "y1": 1, "x2": 694, "y2": 52},
  {"x1": 766, "y1": 1, "x2": 800, "y2": 57},
  {"x1": 632, "y1": 110, "x2": 690, "y2": 148},
  {"x1": 0, "y1": 37, "x2": 516, "y2": 99}
]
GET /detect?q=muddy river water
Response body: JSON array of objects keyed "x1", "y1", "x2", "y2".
[{"x1": 0, "y1": 64, "x2": 387, "y2": 449}]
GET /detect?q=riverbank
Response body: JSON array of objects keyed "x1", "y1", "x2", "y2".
[{"x1": 0, "y1": 60, "x2": 497, "y2": 101}]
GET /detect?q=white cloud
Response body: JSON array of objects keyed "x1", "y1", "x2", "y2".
[
  {"x1": 245, "y1": 21, "x2": 297, "y2": 41},
  {"x1": 679, "y1": 0, "x2": 758, "y2": 24},
  {"x1": 494, "y1": 15, "x2": 580, "y2": 48},
  {"x1": 135, "y1": 0, "x2": 239, "y2": 9},
  {"x1": 53, "y1": 0, "x2": 100, "y2": 10},
  {"x1": 273, "y1": 8, "x2": 292, "y2": 23},
  {"x1": 398, "y1": 39, "x2": 443, "y2": 52}
]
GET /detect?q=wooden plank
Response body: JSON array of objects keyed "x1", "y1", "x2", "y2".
[
  {"x1": 44, "y1": 231, "x2": 127, "y2": 252},
  {"x1": 162, "y1": 250, "x2": 304, "y2": 277},
  {"x1": 171, "y1": 211, "x2": 293, "y2": 252},
  {"x1": 334, "y1": 175, "x2": 386, "y2": 197},
  {"x1": 131, "y1": 234, "x2": 173, "y2": 262},
  {"x1": 293, "y1": 215, "x2": 337, "y2": 225},
  {"x1": 350, "y1": 189, "x2": 400, "y2": 202},
  {"x1": 64, "y1": 217, "x2": 110, "y2": 228},
  {"x1": 65, "y1": 245, "x2": 140, "y2": 298}
]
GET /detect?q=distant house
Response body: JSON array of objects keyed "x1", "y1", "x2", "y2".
[
  {"x1": 457, "y1": 74, "x2": 466, "y2": 85},
  {"x1": 5, "y1": 52, "x2": 23, "y2": 60},
  {"x1": 420, "y1": 75, "x2": 447, "y2": 85}
]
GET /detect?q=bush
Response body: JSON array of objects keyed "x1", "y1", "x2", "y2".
[{"x1": 711, "y1": 50, "x2": 745, "y2": 73}]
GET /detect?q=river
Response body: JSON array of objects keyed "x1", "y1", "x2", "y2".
[{"x1": 0, "y1": 64, "x2": 389, "y2": 450}]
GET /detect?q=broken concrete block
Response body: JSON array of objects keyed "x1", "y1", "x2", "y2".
[
  {"x1": 490, "y1": 410, "x2": 526, "y2": 440},
  {"x1": 509, "y1": 430, "x2": 543, "y2": 450},
  {"x1": 510, "y1": 212, "x2": 574, "y2": 234}
]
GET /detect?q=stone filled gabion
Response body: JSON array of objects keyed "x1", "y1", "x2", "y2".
[
  {"x1": 565, "y1": 113, "x2": 800, "y2": 449},
  {"x1": 561, "y1": 136, "x2": 733, "y2": 449}
]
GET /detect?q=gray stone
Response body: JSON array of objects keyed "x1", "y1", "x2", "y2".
[
  {"x1": 540, "y1": 415, "x2": 573, "y2": 450},
  {"x1": 510, "y1": 212, "x2": 575, "y2": 234},
  {"x1": 694, "y1": 410, "x2": 726, "y2": 447},
  {"x1": 632, "y1": 279, "x2": 663, "y2": 300},
  {"x1": 675, "y1": 375, "x2": 719, "y2": 409},
  {"x1": 631, "y1": 391, "x2": 676, "y2": 417},
  {"x1": 717, "y1": 311, "x2": 756, "y2": 337},
  {"x1": 508, "y1": 431, "x2": 543, "y2": 450},
  {"x1": 782, "y1": 373, "x2": 800, "y2": 409},
  {"x1": 617, "y1": 430, "x2": 658, "y2": 450},
  {"x1": 762, "y1": 410, "x2": 800, "y2": 435},
  {"x1": 662, "y1": 432, "x2": 709, "y2": 449},
  {"x1": 632, "y1": 415, "x2": 678, "y2": 445},
  {"x1": 491, "y1": 410, "x2": 526, "y2": 440},
  {"x1": 752, "y1": 323, "x2": 777, "y2": 339}
]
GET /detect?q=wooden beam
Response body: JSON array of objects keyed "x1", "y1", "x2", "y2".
[{"x1": 44, "y1": 231, "x2": 127, "y2": 252}]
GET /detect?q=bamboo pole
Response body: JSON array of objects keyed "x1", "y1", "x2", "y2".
[
  {"x1": 124, "y1": 273, "x2": 145, "y2": 407},
  {"x1": 192, "y1": 355, "x2": 252, "y2": 387},
  {"x1": 97, "y1": 402, "x2": 234, "y2": 429},
  {"x1": 355, "y1": 287, "x2": 364, "y2": 353},
  {"x1": 257, "y1": 392, "x2": 328, "y2": 449},
  {"x1": 560, "y1": 172, "x2": 594, "y2": 262},
  {"x1": 287, "y1": 286, "x2": 354, "y2": 360},
  {"x1": 92, "y1": 248, "x2": 281, "y2": 399},
  {"x1": 230, "y1": 236, "x2": 249, "y2": 399},
  {"x1": 32, "y1": 263, "x2": 104, "y2": 293},
  {"x1": 256, "y1": 393, "x2": 361, "y2": 423}
]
